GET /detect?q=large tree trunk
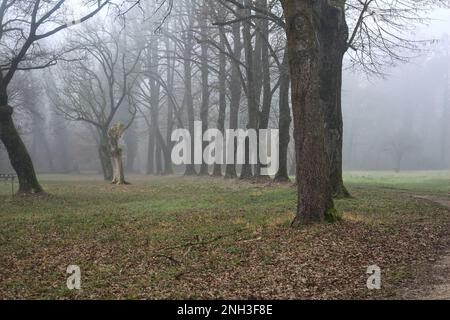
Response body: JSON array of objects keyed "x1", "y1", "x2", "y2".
[
  {"x1": 0, "y1": 104, "x2": 43, "y2": 194},
  {"x1": 282, "y1": 0, "x2": 336, "y2": 225},
  {"x1": 98, "y1": 132, "x2": 113, "y2": 181},
  {"x1": 225, "y1": 17, "x2": 242, "y2": 179},
  {"x1": 319, "y1": 0, "x2": 350, "y2": 198},
  {"x1": 274, "y1": 48, "x2": 291, "y2": 182}
]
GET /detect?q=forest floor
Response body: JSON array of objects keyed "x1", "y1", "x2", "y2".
[{"x1": 0, "y1": 171, "x2": 449, "y2": 299}]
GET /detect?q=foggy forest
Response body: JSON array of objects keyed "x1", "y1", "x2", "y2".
[{"x1": 1, "y1": 0, "x2": 450, "y2": 302}]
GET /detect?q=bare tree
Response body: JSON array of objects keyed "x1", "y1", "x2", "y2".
[
  {"x1": 212, "y1": 4, "x2": 228, "y2": 176},
  {"x1": 215, "y1": 4, "x2": 243, "y2": 178},
  {"x1": 0, "y1": 0, "x2": 108, "y2": 193},
  {"x1": 385, "y1": 131, "x2": 419, "y2": 172},
  {"x1": 181, "y1": 0, "x2": 197, "y2": 176},
  {"x1": 51, "y1": 22, "x2": 141, "y2": 181},
  {"x1": 143, "y1": 36, "x2": 162, "y2": 175},
  {"x1": 197, "y1": 0, "x2": 211, "y2": 175},
  {"x1": 22, "y1": 72, "x2": 54, "y2": 172},
  {"x1": 274, "y1": 47, "x2": 291, "y2": 182},
  {"x1": 324, "y1": 0, "x2": 447, "y2": 197}
]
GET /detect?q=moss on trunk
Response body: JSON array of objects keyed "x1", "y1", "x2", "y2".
[
  {"x1": 318, "y1": 0, "x2": 351, "y2": 199},
  {"x1": 283, "y1": 0, "x2": 335, "y2": 225}
]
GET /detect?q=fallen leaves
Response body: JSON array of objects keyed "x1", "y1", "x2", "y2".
[{"x1": 1, "y1": 176, "x2": 449, "y2": 299}]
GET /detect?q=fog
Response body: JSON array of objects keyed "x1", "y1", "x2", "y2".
[
  {"x1": 0, "y1": 1, "x2": 449, "y2": 176},
  {"x1": 342, "y1": 8, "x2": 450, "y2": 171}
]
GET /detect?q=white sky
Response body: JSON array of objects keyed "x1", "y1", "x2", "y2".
[{"x1": 417, "y1": 8, "x2": 450, "y2": 38}]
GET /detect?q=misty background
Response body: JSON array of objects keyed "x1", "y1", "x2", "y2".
[{"x1": 0, "y1": 4, "x2": 449, "y2": 175}]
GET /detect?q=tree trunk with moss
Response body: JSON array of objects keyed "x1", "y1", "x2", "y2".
[
  {"x1": 0, "y1": 103, "x2": 44, "y2": 194},
  {"x1": 98, "y1": 132, "x2": 113, "y2": 181},
  {"x1": 282, "y1": 0, "x2": 336, "y2": 225},
  {"x1": 319, "y1": 0, "x2": 350, "y2": 198}
]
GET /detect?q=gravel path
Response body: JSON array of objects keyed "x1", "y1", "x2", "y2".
[{"x1": 408, "y1": 194, "x2": 450, "y2": 300}]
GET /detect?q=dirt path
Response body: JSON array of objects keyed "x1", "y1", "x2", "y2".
[
  {"x1": 412, "y1": 194, "x2": 450, "y2": 210},
  {"x1": 405, "y1": 194, "x2": 450, "y2": 299}
]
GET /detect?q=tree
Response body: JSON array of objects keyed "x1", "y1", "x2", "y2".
[
  {"x1": 22, "y1": 73, "x2": 54, "y2": 172},
  {"x1": 385, "y1": 131, "x2": 419, "y2": 172},
  {"x1": 214, "y1": 0, "x2": 291, "y2": 183},
  {"x1": 329, "y1": 0, "x2": 445, "y2": 196},
  {"x1": 0, "y1": 0, "x2": 108, "y2": 193},
  {"x1": 198, "y1": 0, "x2": 211, "y2": 175},
  {"x1": 163, "y1": 31, "x2": 175, "y2": 175},
  {"x1": 109, "y1": 122, "x2": 128, "y2": 184},
  {"x1": 318, "y1": 0, "x2": 349, "y2": 198},
  {"x1": 215, "y1": 4, "x2": 243, "y2": 178},
  {"x1": 281, "y1": 0, "x2": 336, "y2": 224},
  {"x1": 213, "y1": 5, "x2": 228, "y2": 177},
  {"x1": 51, "y1": 22, "x2": 141, "y2": 181},
  {"x1": 181, "y1": 1, "x2": 197, "y2": 176},
  {"x1": 144, "y1": 36, "x2": 162, "y2": 175},
  {"x1": 273, "y1": 48, "x2": 291, "y2": 182},
  {"x1": 240, "y1": 0, "x2": 259, "y2": 179}
]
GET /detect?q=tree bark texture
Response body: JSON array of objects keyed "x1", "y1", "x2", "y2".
[
  {"x1": 0, "y1": 104, "x2": 44, "y2": 193},
  {"x1": 282, "y1": 0, "x2": 336, "y2": 225},
  {"x1": 319, "y1": 0, "x2": 350, "y2": 198},
  {"x1": 274, "y1": 48, "x2": 291, "y2": 182}
]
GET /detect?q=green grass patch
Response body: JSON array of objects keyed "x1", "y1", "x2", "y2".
[{"x1": 1, "y1": 172, "x2": 449, "y2": 299}]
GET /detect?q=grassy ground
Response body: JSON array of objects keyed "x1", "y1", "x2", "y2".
[
  {"x1": 345, "y1": 171, "x2": 450, "y2": 196},
  {"x1": 0, "y1": 171, "x2": 449, "y2": 299}
]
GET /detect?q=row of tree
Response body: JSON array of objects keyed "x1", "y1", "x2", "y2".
[{"x1": 0, "y1": 0, "x2": 444, "y2": 224}]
